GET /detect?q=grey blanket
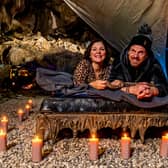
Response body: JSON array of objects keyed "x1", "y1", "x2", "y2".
[{"x1": 36, "y1": 67, "x2": 168, "y2": 108}]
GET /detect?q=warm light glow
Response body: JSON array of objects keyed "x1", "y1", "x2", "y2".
[
  {"x1": 165, "y1": 133, "x2": 168, "y2": 137},
  {"x1": 121, "y1": 133, "x2": 131, "y2": 140},
  {"x1": 1, "y1": 116, "x2": 8, "y2": 122},
  {"x1": 89, "y1": 134, "x2": 99, "y2": 142},
  {"x1": 123, "y1": 133, "x2": 128, "y2": 137},
  {"x1": 25, "y1": 104, "x2": 30, "y2": 110},
  {"x1": 0, "y1": 129, "x2": 6, "y2": 135},
  {"x1": 28, "y1": 99, "x2": 33, "y2": 105},
  {"x1": 32, "y1": 135, "x2": 42, "y2": 143},
  {"x1": 18, "y1": 109, "x2": 24, "y2": 114},
  {"x1": 162, "y1": 133, "x2": 168, "y2": 140}
]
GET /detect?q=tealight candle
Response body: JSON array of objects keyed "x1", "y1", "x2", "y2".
[
  {"x1": 18, "y1": 109, "x2": 24, "y2": 122},
  {"x1": 160, "y1": 133, "x2": 168, "y2": 157},
  {"x1": 121, "y1": 133, "x2": 131, "y2": 159},
  {"x1": 25, "y1": 104, "x2": 31, "y2": 117},
  {"x1": 1, "y1": 116, "x2": 8, "y2": 133},
  {"x1": 32, "y1": 135, "x2": 43, "y2": 162},
  {"x1": 88, "y1": 134, "x2": 99, "y2": 160},
  {"x1": 0, "y1": 129, "x2": 7, "y2": 152}
]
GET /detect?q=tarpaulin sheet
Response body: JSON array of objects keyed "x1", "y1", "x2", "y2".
[{"x1": 64, "y1": 0, "x2": 168, "y2": 78}]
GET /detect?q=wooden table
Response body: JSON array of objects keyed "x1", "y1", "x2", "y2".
[{"x1": 36, "y1": 111, "x2": 168, "y2": 143}]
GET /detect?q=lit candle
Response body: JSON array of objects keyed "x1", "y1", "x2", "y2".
[
  {"x1": 28, "y1": 99, "x2": 33, "y2": 108},
  {"x1": 121, "y1": 133, "x2": 131, "y2": 159},
  {"x1": 1, "y1": 116, "x2": 8, "y2": 133},
  {"x1": 32, "y1": 135, "x2": 43, "y2": 162},
  {"x1": 160, "y1": 133, "x2": 168, "y2": 157},
  {"x1": 88, "y1": 134, "x2": 99, "y2": 160},
  {"x1": 18, "y1": 109, "x2": 24, "y2": 122},
  {"x1": 0, "y1": 129, "x2": 7, "y2": 152},
  {"x1": 25, "y1": 104, "x2": 31, "y2": 117}
]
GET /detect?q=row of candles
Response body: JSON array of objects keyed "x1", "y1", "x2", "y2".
[
  {"x1": 0, "y1": 98, "x2": 42, "y2": 162},
  {"x1": 30, "y1": 132, "x2": 168, "y2": 162},
  {"x1": 0, "y1": 100, "x2": 168, "y2": 162},
  {"x1": 89, "y1": 133, "x2": 168, "y2": 160},
  {"x1": 18, "y1": 99, "x2": 33, "y2": 122},
  {"x1": 88, "y1": 133, "x2": 131, "y2": 160}
]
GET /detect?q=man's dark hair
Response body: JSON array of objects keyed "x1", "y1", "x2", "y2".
[{"x1": 128, "y1": 24, "x2": 153, "y2": 55}]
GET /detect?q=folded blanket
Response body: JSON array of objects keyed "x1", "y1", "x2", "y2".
[
  {"x1": 36, "y1": 67, "x2": 74, "y2": 91},
  {"x1": 36, "y1": 67, "x2": 168, "y2": 108},
  {"x1": 87, "y1": 89, "x2": 168, "y2": 108}
]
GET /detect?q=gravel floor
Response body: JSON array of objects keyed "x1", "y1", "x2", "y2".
[{"x1": 0, "y1": 95, "x2": 168, "y2": 168}]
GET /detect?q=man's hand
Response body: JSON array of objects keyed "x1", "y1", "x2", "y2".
[
  {"x1": 128, "y1": 82, "x2": 159, "y2": 99},
  {"x1": 108, "y1": 80, "x2": 124, "y2": 89}
]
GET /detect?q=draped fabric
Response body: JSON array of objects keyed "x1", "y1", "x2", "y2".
[
  {"x1": 36, "y1": 67, "x2": 168, "y2": 108},
  {"x1": 64, "y1": 0, "x2": 168, "y2": 78}
]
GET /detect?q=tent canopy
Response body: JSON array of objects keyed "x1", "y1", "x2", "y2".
[{"x1": 64, "y1": 0, "x2": 168, "y2": 78}]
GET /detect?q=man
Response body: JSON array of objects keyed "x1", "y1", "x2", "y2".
[{"x1": 109, "y1": 24, "x2": 168, "y2": 100}]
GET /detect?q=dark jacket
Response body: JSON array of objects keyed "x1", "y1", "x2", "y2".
[{"x1": 109, "y1": 47, "x2": 168, "y2": 96}]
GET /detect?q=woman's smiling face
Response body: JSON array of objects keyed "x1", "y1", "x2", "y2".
[{"x1": 90, "y1": 41, "x2": 106, "y2": 64}]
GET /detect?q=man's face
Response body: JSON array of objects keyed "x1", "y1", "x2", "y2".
[{"x1": 128, "y1": 45, "x2": 148, "y2": 67}]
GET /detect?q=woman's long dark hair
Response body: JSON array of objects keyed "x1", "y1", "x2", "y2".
[{"x1": 84, "y1": 39, "x2": 111, "y2": 66}]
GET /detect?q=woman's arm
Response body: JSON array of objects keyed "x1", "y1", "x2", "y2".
[
  {"x1": 73, "y1": 59, "x2": 89, "y2": 85},
  {"x1": 89, "y1": 80, "x2": 108, "y2": 90}
]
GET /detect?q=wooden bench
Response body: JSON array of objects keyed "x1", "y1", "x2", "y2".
[{"x1": 36, "y1": 109, "x2": 168, "y2": 143}]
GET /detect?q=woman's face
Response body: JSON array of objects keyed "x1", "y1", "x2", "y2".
[{"x1": 90, "y1": 41, "x2": 106, "y2": 64}]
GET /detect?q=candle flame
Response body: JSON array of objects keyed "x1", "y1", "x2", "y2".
[
  {"x1": 123, "y1": 133, "x2": 128, "y2": 137},
  {"x1": 122, "y1": 133, "x2": 130, "y2": 138},
  {"x1": 28, "y1": 99, "x2": 33, "y2": 104},
  {"x1": 32, "y1": 135, "x2": 43, "y2": 142},
  {"x1": 89, "y1": 133, "x2": 99, "y2": 142},
  {"x1": 0, "y1": 129, "x2": 5, "y2": 135},
  {"x1": 25, "y1": 104, "x2": 30, "y2": 109},
  {"x1": 1, "y1": 116, "x2": 8, "y2": 122},
  {"x1": 165, "y1": 133, "x2": 168, "y2": 137},
  {"x1": 34, "y1": 135, "x2": 39, "y2": 140},
  {"x1": 18, "y1": 109, "x2": 24, "y2": 114},
  {"x1": 91, "y1": 134, "x2": 96, "y2": 139}
]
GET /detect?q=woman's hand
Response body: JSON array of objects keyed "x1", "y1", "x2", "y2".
[{"x1": 89, "y1": 80, "x2": 108, "y2": 90}]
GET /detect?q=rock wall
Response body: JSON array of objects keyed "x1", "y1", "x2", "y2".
[
  {"x1": 0, "y1": 0, "x2": 98, "y2": 41},
  {"x1": 0, "y1": 1, "x2": 110, "y2": 89}
]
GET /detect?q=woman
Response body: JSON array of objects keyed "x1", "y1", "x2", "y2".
[
  {"x1": 35, "y1": 39, "x2": 112, "y2": 92},
  {"x1": 73, "y1": 39, "x2": 112, "y2": 90}
]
